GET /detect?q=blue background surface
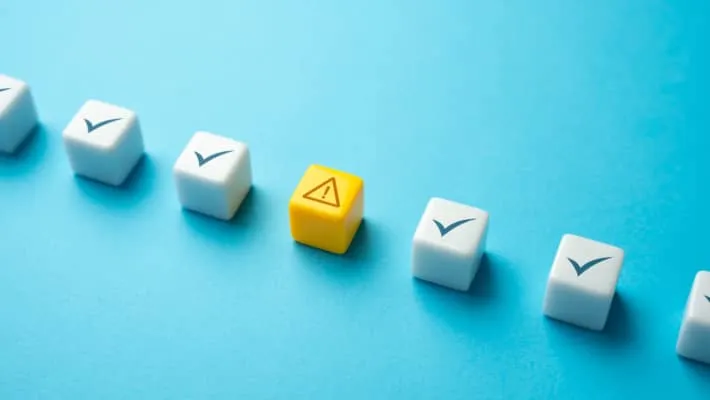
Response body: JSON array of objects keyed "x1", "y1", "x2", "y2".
[{"x1": 1, "y1": 1, "x2": 709, "y2": 398}]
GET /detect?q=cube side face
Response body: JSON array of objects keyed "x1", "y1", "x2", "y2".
[
  {"x1": 224, "y1": 149, "x2": 253, "y2": 218},
  {"x1": 677, "y1": 321, "x2": 710, "y2": 364},
  {"x1": 412, "y1": 237, "x2": 476, "y2": 291},
  {"x1": 111, "y1": 121, "x2": 144, "y2": 183},
  {"x1": 342, "y1": 186, "x2": 364, "y2": 250},
  {"x1": 288, "y1": 165, "x2": 364, "y2": 254},
  {"x1": 676, "y1": 271, "x2": 710, "y2": 364},
  {"x1": 0, "y1": 80, "x2": 38, "y2": 153},
  {"x1": 473, "y1": 223, "x2": 489, "y2": 268},
  {"x1": 543, "y1": 278, "x2": 612, "y2": 331},
  {"x1": 549, "y1": 234, "x2": 624, "y2": 297},
  {"x1": 686, "y1": 271, "x2": 710, "y2": 325}
]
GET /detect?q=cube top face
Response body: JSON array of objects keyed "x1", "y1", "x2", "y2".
[
  {"x1": 686, "y1": 271, "x2": 710, "y2": 326},
  {"x1": 413, "y1": 197, "x2": 489, "y2": 257},
  {"x1": 62, "y1": 99, "x2": 136, "y2": 150},
  {"x1": 0, "y1": 74, "x2": 28, "y2": 118},
  {"x1": 173, "y1": 131, "x2": 249, "y2": 185},
  {"x1": 549, "y1": 234, "x2": 624, "y2": 297},
  {"x1": 289, "y1": 164, "x2": 364, "y2": 221}
]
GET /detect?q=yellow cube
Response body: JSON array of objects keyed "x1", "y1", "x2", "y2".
[{"x1": 289, "y1": 164, "x2": 364, "y2": 254}]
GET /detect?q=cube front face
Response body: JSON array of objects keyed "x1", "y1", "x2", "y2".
[
  {"x1": 411, "y1": 198, "x2": 489, "y2": 291},
  {"x1": 543, "y1": 234, "x2": 624, "y2": 331},
  {"x1": 676, "y1": 271, "x2": 710, "y2": 364},
  {"x1": 62, "y1": 100, "x2": 144, "y2": 186},
  {"x1": 543, "y1": 281, "x2": 612, "y2": 331},
  {"x1": 0, "y1": 75, "x2": 38, "y2": 153},
  {"x1": 289, "y1": 165, "x2": 364, "y2": 254},
  {"x1": 173, "y1": 131, "x2": 252, "y2": 220}
]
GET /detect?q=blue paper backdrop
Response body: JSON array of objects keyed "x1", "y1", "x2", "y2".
[{"x1": 1, "y1": 1, "x2": 709, "y2": 398}]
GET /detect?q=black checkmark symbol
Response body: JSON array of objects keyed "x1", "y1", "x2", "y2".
[
  {"x1": 84, "y1": 118, "x2": 122, "y2": 133},
  {"x1": 432, "y1": 218, "x2": 475, "y2": 237},
  {"x1": 705, "y1": 295, "x2": 710, "y2": 303},
  {"x1": 0, "y1": 88, "x2": 9, "y2": 93},
  {"x1": 194, "y1": 150, "x2": 234, "y2": 167},
  {"x1": 567, "y1": 257, "x2": 612, "y2": 277}
]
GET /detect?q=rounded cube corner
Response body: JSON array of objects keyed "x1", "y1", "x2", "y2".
[
  {"x1": 82, "y1": 98, "x2": 104, "y2": 108},
  {"x1": 287, "y1": 198, "x2": 303, "y2": 215},
  {"x1": 695, "y1": 270, "x2": 710, "y2": 282},
  {"x1": 426, "y1": 197, "x2": 448, "y2": 208}
]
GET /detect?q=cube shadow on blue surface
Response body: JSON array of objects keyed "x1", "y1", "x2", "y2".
[
  {"x1": 0, "y1": 124, "x2": 46, "y2": 175},
  {"x1": 290, "y1": 219, "x2": 386, "y2": 285},
  {"x1": 679, "y1": 352, "x2": 710, "y2": 374},
  {"x1": 411, "y1": 252, "x2": 523, "y2": 341}
]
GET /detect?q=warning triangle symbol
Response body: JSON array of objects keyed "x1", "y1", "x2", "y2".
[{"x1": 302, "y1": 177, "x2": 340, "y2": 208}]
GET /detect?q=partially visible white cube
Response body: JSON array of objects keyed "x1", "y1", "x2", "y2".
[
  {"x1": 676, "y1": 271, "x2": 710, "y2": 365},
  {"x1": 173, "y1": 131, "x2": 252, "y2": 221},
  {"x1": 543, "y1": 234, "x2": 625, "y2": 331},
  {"x1": 62, "y1": 99, "x2": 144, "y2": 186},
  {"x1": 411, "y1": 197, "x2": 489, "y2": 291},
  {"x1": 0, "y1": 74, "x2": 38, "y2": 153}
]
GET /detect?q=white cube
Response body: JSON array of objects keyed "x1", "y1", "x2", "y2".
[
  {"x1": 411, "y1": 197, "x2": 489, "y2": 291},
  {"x1": 676, "y1": 271, "x2": 710, "y2": 365},
  {"x1": 0, "y1": 74, "x2": 38, "y2": 153},
  {"x1": 173, "y1": 131, "x2": 252, "y2": 221},
  {"x1": 62, "y1": 99, "x2": 144, "y2": 186},
  {"x1": 542, "y1": 234, "x2": 624, "y2": 331}
]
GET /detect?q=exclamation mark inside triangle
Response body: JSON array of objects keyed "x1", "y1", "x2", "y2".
[{"x1": 303, "y1": 177, "x2": 340, "y2": 207}]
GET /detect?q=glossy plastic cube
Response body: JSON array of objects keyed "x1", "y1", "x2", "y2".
[
  {"x1": 543, "y1": 234, "x2": 624, "y2": 331},
  {"x1": 289, "y1": 165, "x2": 364, "y2": 254},
  {"x1": 173, "y1": 131, "x2": 252, "y2": 220},
  {"x1": 411, "y1": 197, "x2": 489, "y2": 291},
  {"x1": 62, "y1": 99, "x2": 144, "y2": 186}
]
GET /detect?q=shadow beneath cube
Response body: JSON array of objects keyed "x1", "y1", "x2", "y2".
[
  {"x1": 603, "y1": 293, "x2": 634, "y2": 342},
  {"x1": 291, "y1": 219, "x2": 386, "y2": 280},
  {"x1": 72, "y1": 155, "x2": 157, "y2": 211},
  {"x1": 679, "y1": 353, "x2": 710, "y2": 381},
  {"x1": 0, "y1": 124, "x2": 48, "y2": 177},
  {"x1": 543, "y1": 293, "x2": 636, "y2": 348},
  {"x1": 410, "y1": 253, "x2": 520, "y2": 339},
  {"x1": 180, "y1": 186, "x2": 263, "y2": 242},
  {"x1": 342, "y1": 219, "x2": 373, "y2": 261},
  {"x1": 467, "y1": 253, "x2": 498, "y2": 299}
]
